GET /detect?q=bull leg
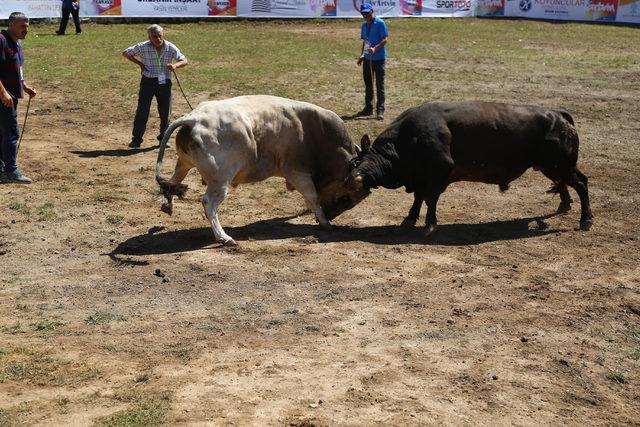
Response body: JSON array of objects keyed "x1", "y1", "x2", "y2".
[
  {"x1": 284, "y1": 171, "x2": 329, "y2": 228},
  {"x1": 401, "y1": 192, "x2": 424, "y2": 227},
  {"x1": 424, "y1": 192, "x2": 442, "y2": 237},
  {"x1": 202, "y1": 182, "x2": 236, "y2": 246},
  {"x1": 567, "y1": 168, "x2": 594, "y2": 231},
  {"x1": 541, "y1": 170, "x2": 573, "y2": 214},
  {"x1": 160, "y1": 157, "x2": 192, "y2": 215}
]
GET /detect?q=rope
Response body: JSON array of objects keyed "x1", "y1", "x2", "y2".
[
  {"x1": 172, "y1": 68, "x2": 193, "y2": 111},
  {"x1": 16, "y1": 96, "x2": 31, "y2": 154},
  {"x1": 369, "y1": 56, "x2": 375, "y2": 110}
]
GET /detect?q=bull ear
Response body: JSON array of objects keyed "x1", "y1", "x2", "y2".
[{"x1": 360, "y1": 134, "x2": 371, "y2": 153}]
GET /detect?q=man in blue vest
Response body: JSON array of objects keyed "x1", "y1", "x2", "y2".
[
  {"x1": 0, "y1": 12, "x2": 37, "y2": 184},
  {"x1": 356, "y1": 2, "x2": 388, "y2": 121}
]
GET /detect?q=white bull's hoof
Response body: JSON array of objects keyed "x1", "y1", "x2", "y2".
[{"x1": 220, "y1": 237, "x2": 238, "y2": 246}]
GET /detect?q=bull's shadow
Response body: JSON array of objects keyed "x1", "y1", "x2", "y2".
[
  {"x1": 112, "y1": 214, "x2": 562, "y2": 256},
  {"x1": 71, "y1": 145, "x2": 159, "y2": 158}
]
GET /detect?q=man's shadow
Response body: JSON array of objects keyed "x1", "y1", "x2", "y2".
[
  {"x1": 71, "y1": 145, "x2": 159, "y2": 158},
  {"x1": 110, "y1": 213, "x2": 562, "y2": 257}
]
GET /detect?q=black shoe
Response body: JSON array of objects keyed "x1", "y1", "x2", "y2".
[
  {"x1": 376, "y1": 111, "x2": 384, "y2": 121},
  {"x1": 355, "y1": 108, "x2": 373, "y2": 117},
  {"x1": 128, "y1": 139, "x2": 142, "y2": 148},
  {"x1": 55, "y1": 30, "x2": 64, "y2": 35}
]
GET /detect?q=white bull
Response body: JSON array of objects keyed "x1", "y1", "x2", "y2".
[{"x1": 156, "y1": 95, "x2": 370, "y2": 245}]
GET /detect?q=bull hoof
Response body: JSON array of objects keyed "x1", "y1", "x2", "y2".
[
  {"x1": 579, "y1": 219, "x2": 593, "y2": 231},
  {"x1": 400, "y1": 217, "x2": 417, "y2": 228},
  {"x1": 423, "y1": 224, "x2": 437, "y2": 238},
  {"x1": 557, "y1": 202, "x2": 572, "y2": 214},
  {"x1": 220, "y1": 237, "x2": 238, "y2": 246},
  {"x1": 160, "y1": 203, "x2": 173, "y2": 216}
]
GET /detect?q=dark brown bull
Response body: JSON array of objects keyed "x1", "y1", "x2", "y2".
[{"x1": 347, "y1": 101, "x2": 594, "y2": 235}]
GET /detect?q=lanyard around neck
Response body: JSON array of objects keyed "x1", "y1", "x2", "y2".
[{"x1": 154, "y1": 45, "x2": 164, "y2": 69}]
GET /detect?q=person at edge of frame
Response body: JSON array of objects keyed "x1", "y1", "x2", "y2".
[
  {"x1": 356, "y1": 2, "x2": 388, "y2": 121},
  {"x1": 56, "y1": 0, "x2": 82, "y2": 36},
  {"x1": 0, "y1": 12, "x2": 37, "y2": 184},
  {"x1": 123, "y1": 24, "x2": 188, "y2": 148}
]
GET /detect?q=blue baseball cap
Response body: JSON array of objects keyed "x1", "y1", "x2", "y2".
[{"x1": 360, "y1": 3, "x2": 373, "y2": 13}]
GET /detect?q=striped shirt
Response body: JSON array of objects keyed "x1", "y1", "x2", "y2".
[
  {"x1": 123, "y1": 40, "x2": 186, "y2": 80},
  {"x1": 0, "y1": 30, "x2": 24, "y2": 99}
]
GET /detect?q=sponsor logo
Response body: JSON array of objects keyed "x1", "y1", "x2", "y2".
[
  {"x1": 476, "y1": 0, "x2": 505, "y2": 15},
  {"x1": 586, "y1": 0, "x2": 617, "y2": 19},
  {"x1": 436, "y1": 0, "x2": 472, "y2": 9},
  {"x1": 519, "y1": 0, "x2": 532, "y2": 11},
  {"x1": 352, "y1": 0, "x2": 399, "y2": 11}
]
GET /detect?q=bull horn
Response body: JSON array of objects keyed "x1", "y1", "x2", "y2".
[
  {"x1": 360, "y1": 134, "x2": 371, "y2": 152},
  {"x1": 355, "y1": 144, "x2": 362, "y2": 155}
]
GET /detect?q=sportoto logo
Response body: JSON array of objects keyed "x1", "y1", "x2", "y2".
[{"x1": 519, "y1": 0, "x2": 532, "y2": 11}]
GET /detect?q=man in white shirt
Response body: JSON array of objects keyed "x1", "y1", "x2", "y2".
[{"x1": 123, "y1": 25, "x2": 188, "y2": 148}]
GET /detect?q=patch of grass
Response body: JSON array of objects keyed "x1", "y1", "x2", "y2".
[
  {"x1": 1, "y1": 322, "x2": 24, "y2": 335},
  {"x1": 36, "y1": 202, "x2": 57, "y2": 221},
  {"x1": 8, "y1": 202, "x2": 30, "y2": 215},
  {"x1": 0, "y1": 348, "x2": 6, "y2": 357},
  {"x1": 32, "y1": 319, "x2": 65, "y2": 331},
  {"x1": 0, "y1": 347, "x2": 99, "y2": 386},
  {"x1": 96, "y1": 394, "x2": 170, "y2": 427},
  {"x1": 606, "y1": 371, "x2": 628, "y2": 384},
  {"x1": 106, "y1": 215, "x2": 124, "y2": 225},
  {"x1": 86, "y1": 311, "x2": 127, "y2": 325},
  {"x1": 92, "y1": 190, "x2": 122, "y2": 203},
  {"x1": 268, "y1": 318, "x2": 287, "y2": 327}
]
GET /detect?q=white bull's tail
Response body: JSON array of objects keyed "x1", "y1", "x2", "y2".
[{"x1": 156, "y1": 116, "x2": 197, "y2": 213}]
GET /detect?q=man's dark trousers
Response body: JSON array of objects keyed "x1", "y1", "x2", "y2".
[
  {"x1": 132, "y1": 76, "x2": 172, "y2": 145},
  {"x1": 59, "y1": 7, "x2": 81, "y2": 34},
  {"x1": 363, "y1": 59, "x2": 385, "y2": 114},
  {"x1": 0, "y1": 99, "x2": 20, "y2": 174}
]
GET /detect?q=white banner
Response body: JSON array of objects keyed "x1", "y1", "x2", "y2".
[
  {"x1": 122, "y1": 0, "x2": 209, "y2": 16},
  {"x1": 237, "y1": 0, "x2": 337, "y2": 17},
  {"x1": 616, "y1": 0, "x2": 640, "y2": 22},
  {"x1": 1, "y1": 0, "x2": 61, "y2": 19},
  {"x1": 504, "y1": 0, "x2": 618, "y2": 22},
  {"x1": 0, "y1": 0, "x2": 636, "y2": 22}
]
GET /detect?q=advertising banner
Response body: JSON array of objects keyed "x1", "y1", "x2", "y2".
[
  {"x1": 121, "y1": 0, "x2": 209, "y2": 16},
  {"x1": 422, "y1": 0, "x2": 475, "y2": 16},
  {"x1": 237, "y1": 0, "x2": 336, "y2": 17},
  {"x1": 401, "y1": 0, "x2": 422, "y2": 15},
  {"x1": 617, "y1": 0, "x2": 640, "y2": 22},
  {"x1": 336, "y1": 0, "x2": 400, "y2": 17},
  {"x1": 208, "y1": 0, "x2": 237, "y2": 14},
  {"x1": 504, "y1": 0, "x2": 617, "y2": 21},
  {"x1": 475, "y1": 0, "x2": 504, "y2": 15},
  {"x1": 82, "y1": 0, "x2": 122, "y2": 16},
  {"x1": 1, "y1": 0, "x2": 60, "y2": 19}
]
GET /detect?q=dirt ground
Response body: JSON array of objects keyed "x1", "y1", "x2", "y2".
[{"x1": 1, "y1": 23, "x2": 640, "y2": 426}]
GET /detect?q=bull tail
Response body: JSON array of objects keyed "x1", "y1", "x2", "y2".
[{"x1": 156, "y1": 116, "x2": 196, "y2": 208}]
